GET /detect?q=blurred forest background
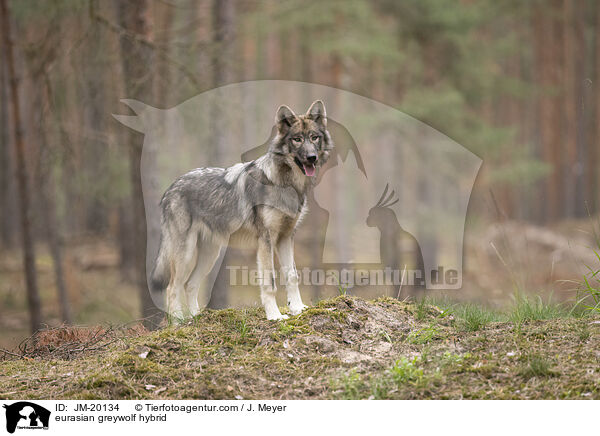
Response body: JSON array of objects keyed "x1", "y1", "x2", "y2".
[{"x1": 1, "y1": 0, "x2": 599, "y2": 347}]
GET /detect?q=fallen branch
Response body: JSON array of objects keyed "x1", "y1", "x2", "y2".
[{"x1": 0, "y1": 348, "x2": 24, "y2": 359}]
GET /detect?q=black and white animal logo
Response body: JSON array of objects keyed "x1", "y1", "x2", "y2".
[{"x1": 3, "y1": 402, "x2": 50, "y2": 434}]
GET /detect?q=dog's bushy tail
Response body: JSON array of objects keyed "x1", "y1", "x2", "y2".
[{"x1": 150, "y1": 234, "x2": 171, "y2": 293}]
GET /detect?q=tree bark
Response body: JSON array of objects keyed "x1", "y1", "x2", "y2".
[
  {"x1": 592, "y1": 1, "x2": 600, "y2": 214},
  {"x1": 208, "y1": 0, "x2": 236, "y2": 309},
  {"x1": 0, "y1": 0, "x2": 42, "y2": 333},
  {"x1": 532, "y1": 1, "x2": 564, "y2": 222},
  {"x1": 210, "y1": 0, "x2": 236, "y2": 163},
  {"x1": 38, "y1": 75, "x2": 72, "y2": 325},
  {"x1": 0, "y1": 53, "x2": 16, "y2": 248},
  {"x1": 153, "y1": 1, "x2": 175, "y2": 108},
  {"x1": 213, "y1": 0, "x2": 236, "y2": 88},
  {"x1": 572, "y1": 1, "x2": 587, "y2": 218},
  {"x1": 83, "y1": 23, "x2": 108, "y2": 234},
  {"x1": 562, "y1": 0, "x2": 578, "y2": 218},
  {"x1": 117, "y1": 0, "x2": 162, "y2": 329}
]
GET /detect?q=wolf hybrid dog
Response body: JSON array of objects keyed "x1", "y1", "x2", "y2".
[{"x1": 151, "y1": 101, "x2": 333, "y2": 321}]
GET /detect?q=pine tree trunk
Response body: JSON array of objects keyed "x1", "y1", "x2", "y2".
[
  {"x1": 572, "y1": 1, "x2": 587, "y2": 218},
  {"x1": 38, "y1": 76, "x2": 72, "y2": 325},
  {"x1": 83, "y1": 23, "x2": 108, "y2": 234},
  {"x1": 563, "y1": 0, "x2": 578, "y2": 218},
  {"x1": 210, "y1": 0, "x2": 236, "y2": 162},
  {"x1": 208, "y1": 0, "x2": 236, "y2": 309},
  {"x1": 533, "y1": 2, "x2": 564, "y2": 222},
  {"x1": 0, "y1": 0, "x2": 42, "y2": 333},
  {"x1": 0, "y1": 55, "x2": 15, "y2": 248},
  {"x1": 117, "y1": 0, "x2": 162, "y2": 329},
  {"x1": 592, "y1": 1, "x2": 600, "y2": 214},
  {"x1": 154, "y1": 2, "x2": 175, "y2": 107},
  {"x1": 37, "y1": 155, "x2": 72, "y2": 325}
]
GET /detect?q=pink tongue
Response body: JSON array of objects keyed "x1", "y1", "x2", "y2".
[{"x1": 303, "y1": 164, "x2": 316, "y2": 177}]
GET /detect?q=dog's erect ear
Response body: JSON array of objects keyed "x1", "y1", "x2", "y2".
[
  {"x1": 306, "y1": 100, "x2": 327, "y2": 127},
  {"x1": 275, "y1": 105, "x2": 298, "y2": 133}
]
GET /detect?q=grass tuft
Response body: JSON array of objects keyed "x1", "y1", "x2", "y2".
[
  {"x1": 575, "y1": 218, "x2": 600, "y2": 314},
  {"x1": 518, "y1": 354, "x2": 556, "y2": 379},
  {"x1": 509, "y1": 295, "x2": 569, "y2": 323},
  {"x1": 454, "y1": 304, "x2": 499, "y2": 331},
  {"x1": 406, "y1": 326, "x2": 440, "y2": 345}
]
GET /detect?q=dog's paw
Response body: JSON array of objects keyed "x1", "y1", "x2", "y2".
[
  {"x1": 267, "y1": 313, "x2": 289, "y2": 321},
  {"x1": 289, "y1": 304, "x2": 308, "y2": 316}
]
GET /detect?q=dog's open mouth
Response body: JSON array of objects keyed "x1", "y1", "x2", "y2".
[
  {"x1": 294, "y1": 157, "x2": 316, "y2": 177},
  {"x1": 303, "y1": 163, "x2": 316, "y2": 177}
]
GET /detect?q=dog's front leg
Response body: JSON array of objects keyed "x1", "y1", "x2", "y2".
[
  {"x1": 277, "y1": 237, "x2": 307, "y2": 316},
  {"x1": 257, "y1": 237, "x2": 287, "y2": 320}
]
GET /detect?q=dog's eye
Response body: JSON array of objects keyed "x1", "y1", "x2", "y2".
[
  {"x1": 311, "y1": 135, "x2": 319, "y2": 142},
  {"x1": 292, "y1": 137, "x2": 302, "y2": 143}
]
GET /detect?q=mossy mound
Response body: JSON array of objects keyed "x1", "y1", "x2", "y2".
[{"x1": 1, "y1": 296, "x2": 599, "y2": 399}]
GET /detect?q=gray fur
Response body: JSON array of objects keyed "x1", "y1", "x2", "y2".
[{"x1": 151, "y1": 100, "x2": 333, "y2": 321}]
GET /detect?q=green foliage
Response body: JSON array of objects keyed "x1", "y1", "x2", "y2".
[
  {"x1": 277, "y1": 321, "x2": 295, "y2": 336},
  {"x1": 10, "y1": 0, "x2": 83, "y2": 22},
  {"x1": 508, "y1": 295, "x2": 569, "y2": 323},
  {"x1": 388, "y1": 357, "x2": 424, "y2": 384},
  {"x1": 440, "y1": 351, "x2": 472, "y2": 369},
  {"x1": 254, "y1": 0, "x2": 401, "y2": 62},
  {"x1": 333, "y1": 357, "x2": 427, "y2": 400},
  {"x1": 578, "y1": 267, "x2": 600, "y2": 313},
  {"x1": 576, "y1": 219, "x2": 600, "y2": 314},
  {"x1": 406, "y1": 326, "x2": 440, "y2": 345},
  {"x1": 375, "y1": 0, "x2": 545, "y2": 186},
  {"x1": 333, "y1": 370, "x2": 364, "y2": 400}
]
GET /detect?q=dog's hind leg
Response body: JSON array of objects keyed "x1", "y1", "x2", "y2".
[
  {"x1": 257, "y1": 236, "x2": 287, "y2": 320},
  {"x1": 166, "y1": 231, "x2": 198, "y2": 322},
  {"x1": 277, "y1": 237, "x2": 307, "y2": 316},
  {"x1": 185, "y1": 240, "x2": 221, "y2": 315}
]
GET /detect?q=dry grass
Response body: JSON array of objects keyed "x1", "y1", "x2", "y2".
[{"x1": 12, "y1": 324, "x2": 149, "y2": 360}]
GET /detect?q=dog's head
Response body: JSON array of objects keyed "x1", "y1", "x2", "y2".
[{"x1": 271, "y1": 100, "x2": 333, "y2": 177}]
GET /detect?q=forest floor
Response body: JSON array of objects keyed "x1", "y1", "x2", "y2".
[{"x1": 1, "y1": 295, "x2": 599, "y2": 400}]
